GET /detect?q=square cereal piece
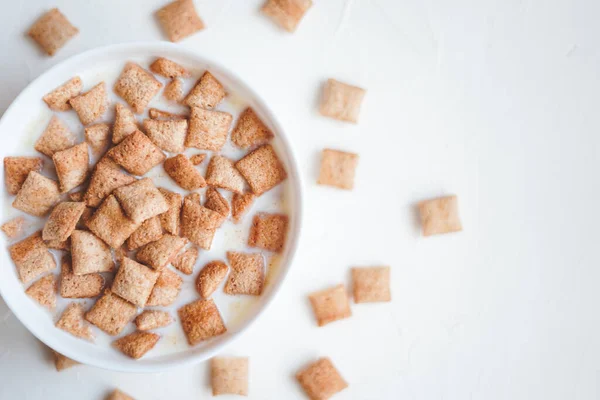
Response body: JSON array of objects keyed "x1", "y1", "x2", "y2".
[
  {"x1": 206, "y1": 155, "x2": 246, "y2": 194},
  {"x1": 13, "y1": 172, "x2": 60, "y2": 217},
  {"x1": 107, "y1": 130, "x2": 166, "y2": 176},
  {"x1": 150, "y1": 57, "x2": 190, "y2": 78},
  {"x1": 164, "y1": 78, "x2": 183, "y2": 102},
  {"x1": 158, "y1": 188, "x2": 182, "y2": 235},
  {"x1": 146, "y1": 267, "x2": 182, "y2": 306},
  {"x1": 108, "y1": 390, "x2": 134, "y2": 400},
  {"x1": 114, "y1": 63, "x2": 163, "y2": 114},
  {"x1": 71, "y1": 230, "x2": 115, "y2": 275},
  {"x1": 28, "y1": 8, "x2": 78, "y2": 56},
  {"x1": 418, "y1": 195, "x2": 462, "y2": 236},
  {"x1": 248, "y1": 213, "x2": 288, "y2": 253},
  {"x1": 35, "y1": 116, "x2": 76, "y2": 157},
  {"x1": 181, "y1": 198, "x2": 225, "y2": 250},
  {"x1": 112, "y1": 257, "x2": 159, "y2": 307},
  {"x1": 231, "y1": 108, "x2": 273, "y2": 149},
  {"x1": 184, "y1": 72, "x2": 226, "y2": 109},
  {"x1": 308, "y1": 284, "x2": 352, "y2": 327},
  {"x1": 53, "y1": 143, "x2": 90, "y2": 193},
  {"x1": 178, "y1": 298, "x2": 226, "y2": 345},
  {"x1": 127, "y1": 216, "x2": 163, "y2": 251},
  {"x1": 52, "y1": 350, "x2": 79, "y2": 371},
  {"x1": 172, "y1": 246, "x2": 199, "y2": 275},
  {"x1": 135, "y1": 310, "x2": 173, "y2": 331},
  {"x1": 320, "y1": 79, "x2": 366, "y2": 123},
  {"x1": 56, "y1": 303, "x2": 94, "y2": 341},
  {"x1": 69, "y1": 82, "x2": 108, "y2": 125},
  {"x1": 43, "y1": 76, "x2": 82, "y2": 111},
  {"x1": 113, "y1": 103, "x2": 139, "y2": 144},
  {"x1": 156, "y1": 0, "x2": 205, "y2": 42},
  {"x1": 136, "y1": 234, "x2": 188, "y2": 270},
  {"x1": 149, "y1": 108, "x2": 187, "y2": 120},
  {"x1": 85, "y1": 123, "x2": 111, "y2": 154},
  {"x1": 4, "y1": 156, "x2": 43, "y2": 195},
  {"x1": 231, "y1": 193, "x2": 255, "y2": 223},
  {"x1": 85, "y1": 290, "x2": 137, "y2": 336},
  {"x1": 317, "y1": 149, "x2": 358, "y2": 190},
  {"x1": 235, "y1": 145, "x2": 287, "y2": 196},
  {"x1": 1, "y1": 216, "x2": 25, "y2": 239},
  {"x1": 262, "y1": 0, "x2": 312, "y2": 32},
  {"x1": 190, "y1": 153, "x2": 206, "y2": 165},
  {"x1": 84, "y1": 157, "x2": 136, "y2": 208},
  {"x1": 25, "y1": 274, "x2": 56, "y2": 310},
  {"x1": 186, "y1": 107, "x2": 232, "y2": 151},
  {"x1": 86, "y1": 195, "x2": 141, "y2": 249},
  {"x1": 196, "y1": 260, "x2": 228, "y2": 298},
  {"x1": 114, "y1": 331, "x2": 160, "y2": 359},
  {"x1": 351, "y1": 267, "x2": 391, "y2": 303},
  {"x1": 205, "y1": 187, "x2": 230, "y2": 217},
  {"x1": 224, "y1": 252, "x2": 264, "y2": 296},
  {"x1": 60, "y1": 255, "x2": 104, "y2": 298},
  {"x1": 211, "y1": 357, "x2": 249, "y2": 396},
  {"x1": 113, "y1": 178, "x2": 170, "y2": 223},
  {"x1": 42, "y1": 201, "x2": 86, "y2": 242},
  {"x1": 296, "y1": 358, "x2": 348, "y2": 400},
  {"x1": 163, "y1": 154, "x2": 206, "y2": 191}
]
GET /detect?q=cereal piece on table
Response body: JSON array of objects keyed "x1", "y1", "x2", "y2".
[
  {"x1": 1, "y1": 216, "x2": 25, "y2": 238},
  {"x1": 86, "y1": 195, "x2": 141, "y2": 249},
  {"x1": 107, "y1": 130, "x2": 166, "y2": 176},
  {"x1": 25, "y1": 274, "x2": 56, "y2": 310},
  {"x1": 136, "y1": 234, "x2": 188, "y2": 270},
  {"x1": 178, "y1": 298, "x2": 226, "y2": 345},
  {"x1": 114, "y1": 331, "x2": 160, "y2": 359},
  {"x1": 70, "y1": 230, "x2": 114, "y2": 275},
  {"x1": 12, "y1": 172, "x2": 60, "y2": 216},
  {"x1": 235, "y1": 145, "x2": 287, "y2": 196},
  {"x1": 309, "y1": 284, "x2": 352, "y2": 327},
  {"x1": 27, "y1": 8, "x2": 78, "y2": 56},
  {"x1": 418, "y1": 195, "x2": 462, "y2": 236},
  {"x1": 163, "y1": 154, "x2": 206, "y2": 191},
  {"x1": 108, "y1": 390, "x2": 134, "y2": 400},
  {"x1": 211, "y1": 357, "x2": 249, "y2": 396},
  {"x1": 262, "y1": 0, "x2": 312, "y2": 32},
  {"x1": 46, "y1": 238, "x2": 70, "y2": 251},
  {"x1": 248, "y1": 213, "x2": 288, "y2": 253},
  {"x1": 150, "y1": 57, "x2": 190, "y2": 78},
  {"x1": 56, "y1": 303, "x2": 94, "y2": 341},
  {"x1": 35, "y1": 116, "x2": 76, "y2": 157},
  {"x1": 4, "y1": 156, "x2": 44, "y2": 195},
  {"x1": 60, "y1": 255, "x2": 104, "y2": 298},
  {"x1": 172, "y1": 246, "x2": 198, "y2": 275},
  {"x1": 158, "y1": 188, "x2": 182, "y2": 235},
  {"x1": 85, "y1": 123, "x2": 111, "y2": 154},
  {"x1": 113, "y1": 178, "x2": 169, "y2": 223},
  {"x1": 352, "y1": 266, "x2": 391, "y2": 303},
  {"x1": 181, "y1": 198, "x2": 225, "y2": 250},
  {"x1": 320, "y1": 79, "x2": 366, "y2": 123},
  {"x1": 114, "y1": 62, "x2": 162, "y2": 114},
  {"x1": 231, "y1": 108, "x2": 273, "y2": 149},
  {"x1": 164, "y1": 78, "x2": 184, "y2": 102},
  {"x1": 205, "y1": 187, "x2": 230, "y2": 217},
  {"x1": 112, "y1": 257, "x2": 159, "y2": 307},
  {"x1": 146, "y1": 267, "x2": 182, "y2": 307},
  {"x1": 113, "y1": 103, "x2": 138, "y2": 144},
  {"x1": 156, "y1": 0, "x2": 205, "y2": 42},
  {"x1": 135, "y1": 310, "x2": 173, "y2": 331},
  {"x1": 231, "y1": 193, "x2": 255, "y2": 223},
  {"x1": 143, "y1": 118, "x2": 188, "y2": 153},
  {"x1": 43, "y1": 77, "x2": 82, "y2": 111},
  {"x1": 196, "y1": 260, "x2": 228, "y2": 299},
  {"x1": 190, "y1": 153, "x2": 206, "y2": 165},
  {"x1": 53, "y1": 143, "x2": 89, "y2": 193},
  {"x1": 84, "y1": 157, "x2": 135, "y2": 208},
  {"x1": 149, "y1": 108, "x2": 186, "y2": 120},
  {"x1": 69, "y1": 82, "x2": 107, "y2": 125},
  {"x1": 127, "y1": 216, "x2": 163, "y2": 251},
  {"x1": 186, "y1": 107, "x2": 232, "y2": 151},
  {"x1": 52, "y1": 350, "x2": 79, "y2": 371},
  {"x1": 42, "y1": 202, "x2": 86, "y2": 242},
  {"x1": 85, "y1": 290, "x2": 137, "y2": 336},
  {"x1": 317, "y1": 149, "x2": 358, "y2": 190},
  {"x1": 296, "y1": 358, "x2": 348, "y2": 400},
  {"x1": 224, "y1": 252, "x2": 264, "y2": 296},
  {"x1": 184, "y1": 71, "x2": 225, "y2": 109},
  {"x1": 206, "y1": 155, "x2": 245, "y2": 194}
]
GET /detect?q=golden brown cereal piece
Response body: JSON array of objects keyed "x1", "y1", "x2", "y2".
[
  {"x1": 211, "y1": 357, "x2": 249, "y2": 396},
  {"x1": 143, "y1": 118, "x2": 187, "y2": 153},
  {"x1": 205, "y1": 155, "x2": 245, "y2": 194},
  {"x1": 1, "y1": 216, "x2": 25, "y2": 238},
  {"x1": 52, "y1": 350, "x2": 79, "y2": 371},
  {"x1": 42, "y1": 202, "x2": 86, "y2": 242},
  {"x1": 13, "y1": 172, "x2": 60, "y2": 217},
  {"x1": 86, "y1": 195, "x2": 141, "y2": 249},
  {"x1": 146, "y1": 267, "x2": 182, "y2": 306},
  {"x1": 27, "y1": 8, "x2": 78, "y2": 56},
  {"x1": 69, "y1": 82, "x2": 108, "y2": 125},
  {"x1": 163, "y1": 154, "x2": 206, "y2": 191},
  {"x1": 25, "y1": 274, "x2": 56, "y2": 310},
  {"x1": 114, "y1": 62, "x2": 162, "y2": 114},
  {"x1": 137, "y1": 234, "x2": 188, "y2": 270},
  {"x1": 320, "y1": 79, "x2": 366, "y2": 123},
  {"x1": 172, "y1": 246, "x2": 198, "y2": 275},
  {"x1": 113, "y1": 178, "x2": 169, "y2": 223},
  {"x1": 224, "y1": 252, "x2": 264, "y2": 296},
  {"x1": 43, "y1": 77, "x2": 82, "y2": 111},
  {"x1": 56, "y1": 302, "x2": 94, "y2": 341},
  {"x1": 309, "y1": 284, "x2": 352, "y2": 327},
  {"x1": 196, "y1": 260, "x2": 228, "y2": 298},
  {"x1": 235, "y1": 145, "x2": 287, "y2": 196},
  {"x1": 231, "y1": 193, "x2": 255, "y2": 224},
  {"x1": 135, "y1": 310, "x2": 174, "y2": 331},
  {"x1": 317, "y1": 149, "x2": 358, "y2": 190},
  {"x1": 4, "y1": 156, "x2": 44, "y2": 195},
  {"x1": 158, "y1": 188, "x2": 182, "y2": 235},
  {"x1": 231, "y1": 108, "x2": 274, "y2": 149},
  {"x1": 262, "y1": 0, "x2": 312, "y2": 32},
  {"x1": 181, "y1": 198, "x2": 225, "y2": 250},
  {"x1": 108, "y1": 389, "x2": 134, "y2": 400},
  {"x1": 352, "y1": 266, "x2": 391, "y2": 303},
  {"x1": 113, "y1": 103, "x2": 139, "y2": 144},
  {"x1": 84, "y1": 157, "x2": 136, "y2": 208},
  {"x1": 112, "y1": 257, "x2": 159, "y2": 307},
  {"x1": 418, "y1": 195, "x2": 462, "y2": 236},
  {"x1": 164, "y1": 78, "x2": 184, "y2": 102},
  {"x1": 190, "y1": 153, "x2": 206, "y2": 165},
  {"x1": 60, "y1": 255, "x2": 104, "y2": 298},
  {"x1": 248, "y1": 213, "x2": 288, "y2": 253},
  {"x1": 178, "y1": 298, "x2": 226, "y2": 345},
  {"x1": 53, "y1": 143, "x2": 89, "y2": 193},
  {"x1": 107, "y1": 130, "x2": 166, "y2": 176},
  {"x1": 205, "y1": 187, "x2": 230, "y2": 217},
  {"x1": 46, "y1": 238, "x2": 70, "y2": 251},
  {"x1": 85, "y1": 123, "x2": 111, "y2": 154},
  {"x1": 70, "y1": 230, "x2": 114, "y2": 275},
  {"x1": 296, "y1": 357, "x2": 348, "y2": 400},
  {"x1": 85, "y1": 290, "x2": 137, "y2": 336},
  {"x1": 156, "y1": 0, "x2": 205, "y2": 42},
  {"x1": 186, "y1": 107, "x2": 232, "y2": 151},
  {"x1": 184, "y1": 71, "x2": 225, "y2": 109},
  {"x1": 149, "y1": 108, "x2": 187, "y2": 120},
  {"x1": 35, "y1": 116, "x2": 76, "y2": 157},
  {"x1": 114, "y1": 331, "x2": 160, "y2": 359},
  {"x1": 127, "y1": 216, "x2": 163, "y2": 251},
  {"x1": 150, "y1": 58, "x2": 190, "y2": 78}
]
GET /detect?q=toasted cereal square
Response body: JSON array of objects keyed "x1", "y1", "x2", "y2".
[
  {"x1": 248, "y1": 213, "x2": 288, "y2": 253},
  {"x1": 156, "y1": 0, "x2": 205, "y2": 42},
  {"x1": 114, "y1": 331, "x2": 160, "y2": 359},
  {"x1": 85, "y1": 123, "x2": 111, "y2": 154},
  {"x1": 71, "y1": 230, "x2": 114, "y2": 275},
  {"x1": 107, "y1": 130, "x2": 166, "y2": 176},
  {"x1": 418, "y1": 195, "x2": 462, "y2": 236},
  {"x1": 46, "y1": 238, "x2": 70, "y2": 251},
  {"x1": 150, "y1": 58, "x2": 190, "y2": 78},
  {"x1": 85, "y1": 290, "x2": 137, "y2": 336},
  {"x1": 262, "y1": 0, "x2": 312, "y2": 32},
  {"x1": 178, "y1": 298, "x2": 226, "y2": 345},
  {"x1": 13, "y1": 172, "x2": 60, "y2": 217},
  {"x1": 186, "y1": 107, "x2": 232, "y2": 151},
  {"x1": 320, "y1": 79, "x2": 366, "y2": 123},
  {"x1": 28, "y1": 8, "x2": 78, "y2": 56},
  {"x1": 224, "y1": 252, "x2": 264, "y2": 296},
  {"x1": 69, "y1": 82, "x2": 108, "y2": 125},
  {"x1": 296, "y1": 358, "x2": 348, "y2": 400},
  {"x1": 205, "y1": 187, "x2": 230, "y2": 217},
  {"x1": 146, "y1": 267, "x2": 183, "y2": 306},
  {"x1": 211, "y1": 357, "x2": 249, "y2": 396},
  {"x1": 231, "y1": 108, "x2": 274, "y2": 149},
  {"x1": 112, "y1": 257, "x2": 159, "y2": 307},
  {"x1": 43, "y1": 76, "x2": 82, "y2": 111},
  {"x1": 1, "y1": 216, "x2": 25, "y2": 238},
  {"x1": 309, "y1": 284, "x2": 352, "y2": 327},
  {"x1": 127, "y1": 216, "x2": 163, "y2": 251},
  {"x1": 84, "y1": 157, "x2": 136, "y2": 208},
  {"x1": 163, "y1": 154, "x2": 206, "y2": 191},
  {"x1": 52, "y1": 350, "x2": 79, "y2": 371},
  {"x1": 86, "y1": 195, "x2": 141, "y2": 249},
  {"x1": 60, "y1": 255, "x2": 104, "y2": 298},
  {"x1": 4, "y1": 156, "x2": 44, "y2": 195},
  {"x1": 113, "y1": 103, "x2": 138, "y2": 144},
  {"x1": 114, "y1": 63, "x2": 162, "y2": 114},
  {"x1": 135, "y1": 310, "x2": 173, "y2": 331},
  {"x1": 25, "y1": 274, "x2": 56, "y2": 310},
  {"x1": 172, "y1": 246, "x2": 199, "y2": 275},
  {"x1": 137, "y1": 234, "x2": 188, "y2": 270},
  {"x1": 205, "y1": 156, "x2": 245, "y2": 194},
  {"x1": 42, "y1": 201, "x2": 86, "y2": 242},
  {"x1": 113, "y1": 178, "x2": 170, "y2": 223},
  {"x1": 108, "y1": 390, "x2": 134, "y2": 400},
  {"x1": 149, "y1": 108, "x2": 187, "y2": 120},
  {"x1": 35, "y1": 116, "x2": 76, "y2": 157},
  {"x1": 317, "y1": 149, "x2": 358, "y2": 190},
  {"x1": 56, "y1": 302, "x2": 94, "y2": 341},
  {"x1": 181, "y1": 198, "x2": 225, "y2": 249},
  {"x1": 164, "y1": 78, "x2": 184, "y2": 102},
  {"x1": 184, "y1": 72, "x2": 225, "y2": 109},
  {"x1": 158, "y1": 188, "x2": 182, "y2": 235},
  {"x1": 190, "y1": 153, "x2": 206, "y2": 165},
  {"x1": 53, "y1": 143, "x2": 89, "y2": 193},
  {"x1": 352, "y1": 266, "x2": 391, "y2": 303},
  {"x1": 231, "y1": 193, "x2": 255, "y2": 223},
  {"x1": 235, "y1": 145, "x2": 287, "y2": 196},
  {"x1": 196, "y1": 260, "x2": 228, "y2": 298}
]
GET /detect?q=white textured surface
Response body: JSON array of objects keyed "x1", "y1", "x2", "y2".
[{"x1": 1, "y1": 0, "x2": 600, "y2": 399}]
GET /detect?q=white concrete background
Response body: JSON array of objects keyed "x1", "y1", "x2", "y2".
[{"x1": 1, "y1": 0, "x2": 600, "y2": 399}]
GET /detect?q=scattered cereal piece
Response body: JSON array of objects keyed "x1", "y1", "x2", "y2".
[
  {"x1": 190, "y1": 153, "x2": 206, "y2": 165},
  {"x1": 158, "y1": 188, "x2": 182, "y2": 235},
  {"x1": 107, "y1": 130, "x2": 166, "y2": 176},
  {"x1": 13, "y1": 172, "x2": 60, "y2": 216},
  {"x1": 172, "y1": 246, "x2": 199, "y2": 275},
  {"x1": 112, "y1": 257, "x2": 159, "y2": 307},
  {"x1": 46, "y1": 238, "x2": 70, "y2": 251},
  {"x1": 231, "y1": 193, "x2": 255, "y2": 223},
  {"x1": 150, "y1": 57, "x2": 190, "y2": 78},
  {"x1": 52, "y1": 350, "x2": 79, "y2": 371},
  {"x1": 205, "y1": 187, "x2": 230, "y2": 217},
  {"x1": 211, "y1": 357, "x2": 249, "y2": 396},
  {"x1": 68, "y1": 191, "x2": 84, "y2": 202},
  {"x1": 418, "y1": 195, "x2": 462, "y2": 236},
  {"x1": 308, "y1": 284, "x2": 352, "y2": 327},
  {"x1": 1, "y1": 216, "x2": 25, "y2": 238},
  {"x1": 25, "y1": 274, "x2": 56, "y2": 310},
  {"x1": 127, "y1": 216, "x2": 163, "y2": 251},
  {"x1": 181, "y1": 198, "x2": 225, "y2": 250},
  {"x1": 146, "y1": 267, "x2": 182, "y2": 307},
  {"x1": 4, "y1": 156, "x2": 44, "y2": 195},
  {"x1": 231, "y1": 108, "x2": 273, "y2": 149},
  {"x1": 296, "y1": 358, "x2": 348, "y2": 400},
  {"x1": 56, "y1": 303, "x2": 94, "y2": 341},
  {"x1": 224, "y1": 252, "x2": 264, "y2": 296},
  {"x1": 135, "y1": 310, "x2": 174, "y2": 331},
  {"x1": 27, "y1": 8, "x2": 78, "y2": 56},
  {"x1": 85, "y1": 290, "x2": 137, "y2": 336},
  {"x1": 42, "y1": 201, "x2": 86, "y2": 242},
  {"x1": 60, "y1": 255, "x2": 104, "y2": 298},
  {"x1": 143, "y1": 118, "x2": 187, "y2": 153},
  {"x1": 248, "y1": 213, "x2": 288, "y2": 253},
  {"x1": 352, "y1": 266, "x2": 391, "y2": 303},
  {"x1": 178, "y1": 298, "x2": 226, "y2": 345},
  {"x1": 43, "y1": 77, "x2": 82, "y2": 111},
  {"x1": 85, "y1": 123, "x2": 111, "y2": 154},
  {"x1": 114, "y1": 331, "x2": 160, "y2": 359},
  {"x1": 113, "y1": 178, "x2": 169, "y2": 223},
  {"x1": 69, "y1": 82, "x2": 108, "y2": 125},
  {"x1": 184, "y1": 72, "x2": 226, "y2": 109},
  {"x1": 53, "y1": 143, "x2": 89, "y2": 193},
  {"x1": 113, "y1": 103, "x2": 138, "y2": 144},
  {"x1": 262, "y1": 0, "x2": 312, "y2": 32},
  {"x1": 163, "y1": 154, "x2": 206, "y2": 190},
  {"x1": 156, "y1": 0, "x2": 205, "y2": 42},
  {"x1": 86, "y1": 195, "x2": 141, "y2": 249},
  {"x1": 196, "y1": 260, "x2": 228, "y2": 298},
  {"x1": 149, "y1": 108, "x2": 186, "y2": 120},
  {"x1": 317, "y1": 149, "x2": 358, "y2": 190},
  {"x1": 71, "y1": 230, "x2": 115, "y2": 275},
  {"x1": 319, "y1": 79, "x2": 366, "y2": 123},
  {"x1": 164, "y1": 78, "x2": 184, "y2": 102},
  {"x1": 235, "y1": 145, "x2": 287, "y2": 196},
  {"x1": 137, "y1": 234, "x2": 188, "y2": 270},
  {"x1": 108, "y1": 389, "x2": 134, "y2": 400},
  {"x1": 35, "y1": 116, "x2": 76, "y2": 157},
  {"x1": 186, "y1": 107, "x2": 232, "y2": 151},
  {"x1": 84, "y1": 157, "x2": 136, "y2": 208},
  {"x1": 114, "y1": 62, "x2": 162, "y2": 114},
  {"x1": 205, "y1": 155, "x2": 246, "y2": 194}
]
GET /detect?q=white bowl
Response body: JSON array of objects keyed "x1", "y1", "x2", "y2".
[{"x1": 0, "y1": 42, "x2": 303, "y2": 372}]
